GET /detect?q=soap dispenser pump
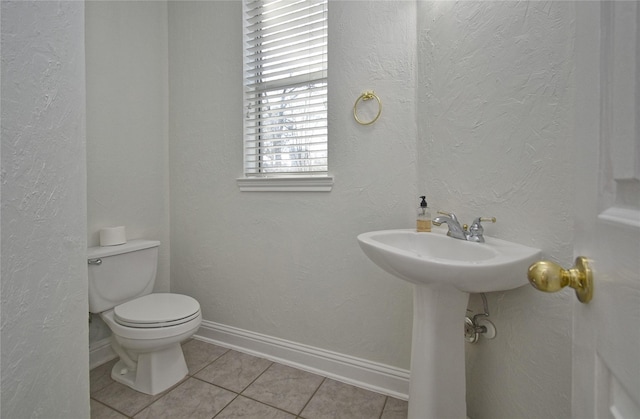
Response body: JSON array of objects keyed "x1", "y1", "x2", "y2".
[{"x1": 417, "y1": 196, "x2": 432, "y2": 232}]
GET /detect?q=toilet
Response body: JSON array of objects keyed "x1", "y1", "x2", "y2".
[{"x1": 88, "y1": 240, "x2": 202, "y2": 395}]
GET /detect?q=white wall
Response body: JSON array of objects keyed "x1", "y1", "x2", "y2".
[
  {"x1": 417, "y1": 2, "x2": 575, "y2": 417},
  {"x1": 168, "y1": 0, "x2": 416, "y2": 369},
  {"x1": 1, "y1": 1, "x2": 90, "y2": 417},
  {"x1": 86, "y1": 0, "x2": 169, "y2": 285},
  {"x1": 85, "y1": 1, "x2": 170, "y2": 343},
  {"x1": 82, "y1": 1, "x2": 578, "y2": 417}
]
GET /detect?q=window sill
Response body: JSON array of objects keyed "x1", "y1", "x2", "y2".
[{"x1": 237, "y1": 175, "x2": 334, "y2": 192}]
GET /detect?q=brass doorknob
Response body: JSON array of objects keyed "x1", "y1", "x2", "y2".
[{"x1": 527, "y1": 257, "x2": 593, "y2": 303}]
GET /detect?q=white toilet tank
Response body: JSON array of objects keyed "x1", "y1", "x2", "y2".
[{"x1": 88, "y1": 240, "x2": 160, "y2": 314}]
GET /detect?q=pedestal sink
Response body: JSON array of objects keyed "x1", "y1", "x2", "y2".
[{"x1": 357, "y1": 228, "x2": 541, "y2": 419}]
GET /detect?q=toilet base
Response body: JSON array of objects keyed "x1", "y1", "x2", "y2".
[{"x1": 110, "y1": 343, "x2": 188, "y2": 395}]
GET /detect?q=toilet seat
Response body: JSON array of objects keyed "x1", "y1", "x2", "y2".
[{"x1": 114, "y1": 293, "x2": 200, "y2": 328}]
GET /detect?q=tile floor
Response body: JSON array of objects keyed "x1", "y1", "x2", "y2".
[{"x1": 90, "y1": 339, "x2": 408, "y2": 419}]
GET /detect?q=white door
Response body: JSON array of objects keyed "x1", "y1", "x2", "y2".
[{"x1": 572, "y1": 2, "x2": 640, "y2": 418}]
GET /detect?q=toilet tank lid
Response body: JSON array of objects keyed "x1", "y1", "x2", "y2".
[{"x1": 88, "y1": 239, "x2": 160, "y2": 259}]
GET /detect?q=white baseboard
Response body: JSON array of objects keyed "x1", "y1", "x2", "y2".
[
  {"x1": 195, "y1": 320, "x2": 409, "y2": 400},
  {"x1": 88, "y1": 320, "x2": 410, "y2": 400},
  {"x1": 89, "y1": 337, "x2": 117, "y2": 370}
]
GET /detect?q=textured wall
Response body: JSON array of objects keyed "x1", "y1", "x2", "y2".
[
  {"x1": 85, "y1": 1, "x2": 170, "y2": 343},
  {"x1": 168, "y1": 0, "x2": 416, "y2": 368},
  {"x1": 83, "y1": 1, "x2": 577, "y2": 417},
  {"x1": 417, "y1": 2, "x2": 575, "y2": 417},
  {"x1": 1, "y1": 1, "x2": 90, "y2": 417}
]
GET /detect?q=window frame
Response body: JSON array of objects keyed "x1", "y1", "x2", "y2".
[{"x1": 238, "y1": 0, "x2": 332, "y2": 192}]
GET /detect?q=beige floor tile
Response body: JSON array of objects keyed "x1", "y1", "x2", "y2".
[
  {"x1": 300, "y1": 379, "x2": 386, "y2": 419},
  {"x1": 133, "y1": 377, "x2": 236, "y2": 419},
  {"x1": 216, "y1": 396, "x2": 295, "y2": 419},
  {"x1": 90, "y1": 340, "x2": 399, "y2": 419},
  {"x1": 381, "y1": 397, "x2": 409, "y2": 419},
  {"x1": 90, "y1": 358, "x2": 118, "y2": 395},
  {"x1": 91, "y1": 381, "x2": 165, "y2": 417},
  {"x1": 90, "y1": 399, "x2": 127, "y2": 419},
  {"x1": 182, "y1": 338, "x2": 229, "y2": 375},
  {"x1": 195, "y1": 350, "x2": 272, "y2": 392},
  {"x1": 242, "y1": 363, "x2": 324, "y2": 415}
]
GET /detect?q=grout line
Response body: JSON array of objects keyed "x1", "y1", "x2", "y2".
[
  {"x1": 90, "y1": 395, "x2": 133, "y2": 418},
  {"x1": 126, "y1": 374, "x2": 191, "y2": 418},
  {"x1": 188, "y1": 348, "x2": 231, "y2": 377},
  {"x1": 239, "y1": 358, "x2": 274, "y2": 394},
  {"x1": 90, "y1": 397, "x2": 123, "y2": 418},
  {"x1": 231, "y1": 358, "x2": 325, "y2": 417},
  {"x1": 92, "y1": 341, "x2": 407, "y2": 419},
  {"x1": 235, "y1": 394, "x2": 305, "y2": 418},
  {"x1": 296, "y1": 376, "x2": 327, "y2": 418},
  {"x1": 379, "y1": 396, "x2": 389, "y2": 419},
  {"x1": 191, "y1": 375, "x2": 241, "y2": 396},
  {"x1": 212, "y1": 392, "x2": 242, "y2": 419}
]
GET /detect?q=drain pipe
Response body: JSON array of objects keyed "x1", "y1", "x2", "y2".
[{"x1": 464, "y1": 293, "x2": 496, "y2": 343}]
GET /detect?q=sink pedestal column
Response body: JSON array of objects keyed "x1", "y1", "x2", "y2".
[{"x1": 408, "y1": 285, "x2": 470, "y2": 419}]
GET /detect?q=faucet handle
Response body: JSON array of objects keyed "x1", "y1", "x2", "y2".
[
  {"x1": 470, "y1": 217, "x2": 496, "y2": 230},
  {"x1": 467, "y1": 217, "x2": 496, "y2": 243},
  {"x1": 474, "y1": 217, "x2": 496, "y2": 224}
]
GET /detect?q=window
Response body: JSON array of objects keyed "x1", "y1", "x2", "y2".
[{"x1": 240, "y1": 0, "x2": 331, "y2": 191}]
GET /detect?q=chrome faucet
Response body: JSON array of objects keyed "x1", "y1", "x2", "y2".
[
  {"x1": 432, "y1": 211, "x2": 496, "y2": 243},
  {"x1": 432, "y1": 212, "x2": 467, "y2": 240}
]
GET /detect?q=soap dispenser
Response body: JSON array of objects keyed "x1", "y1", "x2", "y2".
[{"x1": 417, "y1": 196, "x2": 431, "y2": 232}]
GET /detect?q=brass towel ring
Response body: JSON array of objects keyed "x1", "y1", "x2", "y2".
[{"x1": 353, "y1": 91, "x2": 382, "y2": 125}]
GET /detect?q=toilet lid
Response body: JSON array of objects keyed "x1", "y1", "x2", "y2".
[{"x1": 114, "y1": 294, "x2": 200, "y2": 328}]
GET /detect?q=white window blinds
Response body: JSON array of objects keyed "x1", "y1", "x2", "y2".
[{"x1": 243, "y1": 0, "x2": 328, "y2": 176}]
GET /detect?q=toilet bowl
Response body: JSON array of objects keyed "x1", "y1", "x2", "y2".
[
  {"x1": 100, "y1": 294, "x2": 202, "y2": 395},
  {"x1": 88, "y1": 240, "x2": 202, "y2": 395}
]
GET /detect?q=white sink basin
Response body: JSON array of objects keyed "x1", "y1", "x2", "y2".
[
  {"x1": 357, "y1": 228, "x2": 541, "y2": 418},
  {"x1": 357, "y1": 228, "x2": 541, "y2": 293}
]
